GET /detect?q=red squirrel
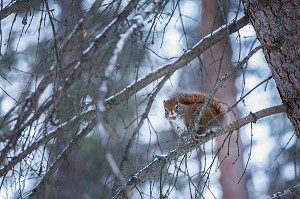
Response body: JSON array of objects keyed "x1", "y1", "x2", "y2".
[{"x1": 163, "y1": 91, "x2": 227, "y2": 138}]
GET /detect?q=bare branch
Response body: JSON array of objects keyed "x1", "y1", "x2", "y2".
[
  {"x1": 105, "y1": 16, "x2": 249, "y2": 109},
  {"x1": 119, "y1": 74, "x2": 171, "y2": 172},
  {"x1": 28, "y1": 118, "x2": 97, "y2": 199},
  {"x1": 62, "y1": 0, "x2": 104, "y2": 54},
  {"x1": 194, "y1": 44, "x2": 263, "y2": 130},
  {"x1": 113, "y1": 104, "x2": 287, "y2": 198},
  {"x1": 82, "y1": 0, "x2": 141, "y2": 60},
  {"x1": 0, "y1": 1, "x2": 31, "y2": 20},
  {"x1": 0, "y1": 109, "x2": 95, "y2": 178}
]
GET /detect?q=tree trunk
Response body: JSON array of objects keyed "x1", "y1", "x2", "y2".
[
  {"x1": 242, "y1": 0, "x2": 300, "y2": 136},
  {"x1": 46, "y1": 1, "x2": 85, "y2": 198},
  {"x1": 199, "y1": 1, "x2": 250, "y2": 198}
]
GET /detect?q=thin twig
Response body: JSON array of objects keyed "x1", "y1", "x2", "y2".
[
  {"x1": 105, "y1": 16, "x2": 249, "y2": 109},
  {"x1": 62, "y1": 0, "x2": 104, "y2": 54},
  {"x1": 119, "y1": 75, "x2": 171, "y2": 172},
  {"x1": 0, "y1": 109, "x2": 96, "y2": 178},
  {"x1": 231, "y1": 75, "x2": 272, "y2": 110},
  {"x1": 113, "y1": 104, "x2": 286, "y2": 198},
  {"x1": 28, "y1": 118, "x2": 97, "y2": 199},
  {"x1": 194, "y1": 45, "x2": 263, "y2": 131}
]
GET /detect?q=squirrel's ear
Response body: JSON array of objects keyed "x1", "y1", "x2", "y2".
[{"x1": 163, "y1": 100, "x2": 166, "y2": 105}]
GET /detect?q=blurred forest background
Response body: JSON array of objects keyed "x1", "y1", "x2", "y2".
[{"x1": 0, "y1": 0, "x2": 299, "y2": 199}]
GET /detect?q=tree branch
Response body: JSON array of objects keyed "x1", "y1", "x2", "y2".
[
  {"x1": 82, "y1": 0, "x2": 141, "y2": 60},
  {"x1": 62, "y1": 0, "x2": 104, "y2": 54},
  {"x1": 28, "y1": 117, "x2": 97, "y2": 199},
  {"x1": 0, "y1": 62, "x2": 87, "y2": 163},
  {"x1": 269, "y1": 185, "x2": 300, "y2": 199},
  {"x1": 113, "y1": 104, "x2": 287, "y2": 199},
  {"x1": 0, "y1": 1, "x2": 28, "y2": 20},
  {"x1": 0, "y1": 109, "x2": 95, "y2": 178},
  {"x1": 194, "y1": 44, "x2": 263, "y2": 131},
  {"x1": 105, "y1": 16, "x2": 249, "y2": 109},
  {"x1": 119, "y1": 74, "x2": 171, "y2": 172}
]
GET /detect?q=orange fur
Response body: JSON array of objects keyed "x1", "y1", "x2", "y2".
[
  {"x1": 171, "y1": 91, "x2": 225, "y2": 116},
  {"x1": 164, "y1": 91, "x2": 227, "y2": 135}
]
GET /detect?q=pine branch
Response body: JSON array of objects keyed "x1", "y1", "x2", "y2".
[
  {"x1": 28, "y1": 118, "x2": 97, "y2": 199},
  {"x1": 0, "y1": 109, "x2": 95, "y2": 178},
  {"x1": 105, "y1": 16, "x2": 249, "y2": 109},
  {"x1": 0, "y1": 1, "x2": 29, "y2": 20},
  {"x1": 113, "y1": 104, "x2": 286, "y2": 199},
  {"x1": 269, "y1": 185, "x2": 300, "y2": 199}
]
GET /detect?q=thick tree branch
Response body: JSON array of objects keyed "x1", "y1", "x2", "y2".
[
  {"x1": 269, "y1": 185, "x2": 300, "y2": 199},
  {"x1": 113, "y1": 104, "x2": 286, "y2": 199},
  {"x1": 0, "y1": 0, "x2": 29, "y2": 20},
  {"x1": 105, "y1": 16, "x2": 249, "y2": 109}
]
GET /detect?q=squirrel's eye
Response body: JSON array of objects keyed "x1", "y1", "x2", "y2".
[
  {"x1": 164, "y1": 108, "x2": 168, "y2": 113},
  {"x1": 175, "y1": 105, "x2": 179, "y2": 110}
]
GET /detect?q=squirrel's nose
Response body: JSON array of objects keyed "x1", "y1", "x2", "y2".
[{"x1": 169, "y1": 116, "x2": 176, "y2": 120}]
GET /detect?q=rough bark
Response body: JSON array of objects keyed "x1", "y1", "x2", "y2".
[
  {"x1": 270, "y1": 185, "x2": 300, "y2": 199},
  {"x1": 0, "y1": 0, "x2": 43, "y2": 20},
  {"x1": 242, "y1": 0, "x2": 300, "y2": 136}
]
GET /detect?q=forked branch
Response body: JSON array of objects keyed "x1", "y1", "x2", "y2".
[
  {"x1": 113, "y1": 104, "x2": 286, "y2": 199},
  {"x1": 105, "y1": 16, "x2": 249, "y2": 109}
]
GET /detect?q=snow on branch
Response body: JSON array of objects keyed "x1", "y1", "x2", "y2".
[
  {"x1": 105, "y1": 0, "x2": 165, "y2": 80},
  {"x1": 193, "y1": 45, "x2": 263, "y2": 131},
  {"x1": 99, "y1": 0, "x2": 165, "y2": 112},
  {"x1": 105, "y1": 14, "x2": 144, "y2": 81},
  {"x1": 96, "y1": 2, "x2": 167, "y2": 191},
  {"x1": 62, "y1": 0, "x2": 103, "y2": 54},
  {"x1": 82, "y1": 0, "x2": 143, "y2": 59},
  {"x1": 112, "y1": 104, "x2": 286, "y2": 199},
  {"x1": 105, "y1": 16, "x2": 249, "y2": 109},
  {"x1": 269, "y1": 184, "x2": 300, "y2": 199}
]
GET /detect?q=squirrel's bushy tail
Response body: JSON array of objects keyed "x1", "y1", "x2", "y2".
[{"x1": 172, "y1": 91, "x2": 227, "y2": 121}]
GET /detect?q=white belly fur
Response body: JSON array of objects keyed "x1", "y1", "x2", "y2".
[{"x1": 170, "y1": 116, "x2": 186, "y2": 132}]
